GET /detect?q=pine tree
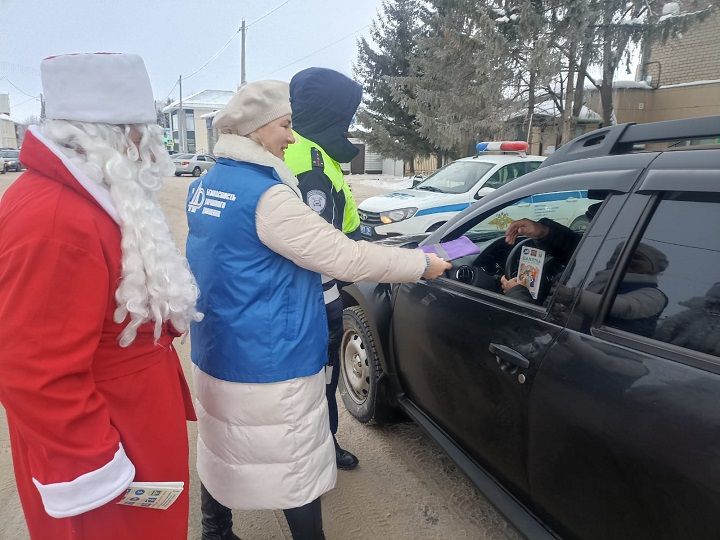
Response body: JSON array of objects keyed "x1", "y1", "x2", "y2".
[
  {"x1": 391, "y1": 0, "x2": 515, "y2": 156},
  {"x1": 354, "y1": 0, "x2": 435, "y2": 174},
  {"x1": 587, "y1": 0, "x2": 714, "y2": 125}
]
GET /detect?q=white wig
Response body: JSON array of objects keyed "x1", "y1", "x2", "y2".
[{"x1": 41, "y1": 119, "x2": 203, "y2": 347}]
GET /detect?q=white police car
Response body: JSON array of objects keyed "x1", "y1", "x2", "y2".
[{"x1": 358, "y1": 142, "x2": 544, "y2": 239}]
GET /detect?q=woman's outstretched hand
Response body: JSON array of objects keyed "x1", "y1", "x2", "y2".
[{"x1": 422, "y1": 253, "x2": 452, "y2": 279}]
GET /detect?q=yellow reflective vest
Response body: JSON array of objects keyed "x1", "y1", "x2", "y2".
[{"x1": 284, "y1": 131, "x2": 360, "y2": 234}]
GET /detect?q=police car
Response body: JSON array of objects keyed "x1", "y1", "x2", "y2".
[{"x1": 358, "y1": 142, "x2": 545, "y2": 239}]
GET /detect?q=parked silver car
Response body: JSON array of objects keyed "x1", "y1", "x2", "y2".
[
  {"x1": 0, "y1": 150, "x2": 23, "y2": 172},
  {"x1": 173, "y1": 153, "x2": 216, "y2": 177}
]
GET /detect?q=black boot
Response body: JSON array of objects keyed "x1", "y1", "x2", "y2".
[
  {"x1": 201, "y1": 483, "x2": 241, "y2": 540},
  {"x1": 334, "y1": 436, "x2": 359, "y2": 470}
]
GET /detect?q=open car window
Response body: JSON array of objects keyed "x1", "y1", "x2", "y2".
[
  {"x1": 436, "y1": 188, "x2": 604, "y2": 307},
  {"x1": 465, "y1": 190, "x2": 594, "y2": 239}
]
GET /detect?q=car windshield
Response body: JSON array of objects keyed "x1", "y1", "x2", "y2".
[
  {"x1": 0, "y1": 151, "x2": 18, "y2": 158},
  {"x1": 174, "y1": 153, "x2": 193, "y2": 159},
  {"x1": 415, "y1": 161, "x2": 495, "y2": 194}
]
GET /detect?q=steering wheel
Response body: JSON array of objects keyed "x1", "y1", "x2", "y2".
[
  {"x1": 504, "y1": 237, "x2": 534, "y2": 279},
  {"x1": 504, "y1": 237, "x2": 564, "y2": 304}
]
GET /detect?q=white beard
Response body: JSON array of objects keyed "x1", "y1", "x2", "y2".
[{"x1": 40, "y1": 120, "x2": 203, "y2": 346}]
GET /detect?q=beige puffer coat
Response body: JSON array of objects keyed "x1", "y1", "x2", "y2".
[{"x1": 194, "y1": 134, "x2": 426, "y2": 510}]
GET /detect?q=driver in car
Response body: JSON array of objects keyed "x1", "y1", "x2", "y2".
[
  {"x1": 500, "y1": 217, "x2": 581, "y2": 300},
  {"x1": 499, "y1": 199, "x2": 603, "y2": 300}
]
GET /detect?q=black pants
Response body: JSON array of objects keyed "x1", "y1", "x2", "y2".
[
  {"x1": 325, "y1": 296, "x2": 344, "y2": 435},
  {"x1": 201, "y1": 484, "x2": 325, "y2": 540},
  {"x1": 326, "y1": 226, "x2": 361, "y2": 435}
]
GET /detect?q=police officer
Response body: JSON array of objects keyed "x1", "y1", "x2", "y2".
[{"x1": 285, "y1": 67, "x2": 362, "y2": 470}]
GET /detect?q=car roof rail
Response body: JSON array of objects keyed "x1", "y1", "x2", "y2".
[{"x1": 540, "y1": 115, "x2": 720, "y2": 168}]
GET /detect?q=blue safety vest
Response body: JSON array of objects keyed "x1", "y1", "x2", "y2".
[{"x1": 186, "y1": 158, "x2": 328, "y2": 383}]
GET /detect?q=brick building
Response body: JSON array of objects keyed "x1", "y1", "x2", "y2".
[{"x1": 586, "y1": 3, "x2": 720, "y2": 124}]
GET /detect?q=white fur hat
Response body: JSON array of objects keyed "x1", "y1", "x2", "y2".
[
  {"x1": 213, "y1": 80, "x2": 291, "y2": 136},
  {"x1": 41, "y1": 53, "x2": 157, "y2": 124}
]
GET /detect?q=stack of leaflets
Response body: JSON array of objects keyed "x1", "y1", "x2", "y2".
[
  {"x1": 117, "y1": 481, "x2": 184, "y2": 510},
  {"x1": 420, "y1": 236, "x2": 481, "y2": 261},
  {"x1": 518, "y1": 247, "x2": 546, "y2": 300}
]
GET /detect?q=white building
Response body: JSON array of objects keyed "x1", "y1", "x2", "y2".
[
  {"x1": 341, "y1": 137, "x2": 405, "y2": 175},
  {"x1": 162, "y1": 90, "x2": 235, "y2": 154},
  {"x1": 0, "y1": 95, "x2": 18, "y2": 149}
]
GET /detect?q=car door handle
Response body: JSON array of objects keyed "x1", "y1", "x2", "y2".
[{"x1": 488, "y1": 343, "x2": 530, "y2": 369}]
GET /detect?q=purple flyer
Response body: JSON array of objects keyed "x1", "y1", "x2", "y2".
[{"x1": 420, "y1": 236, "x2": 480, "y2": 260}]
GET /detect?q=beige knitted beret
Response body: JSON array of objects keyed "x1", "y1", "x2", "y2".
[{"x1": 213, "y1": 80, "x2": 291, "y2": 136}]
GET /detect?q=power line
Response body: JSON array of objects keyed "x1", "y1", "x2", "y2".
[
  {"x1": 184, "y1": 27, "x2": 243, "y2": 80},
  {"x1": 162, "y1": 78, "x2": 180, "y2": 103},
  {"x1": 261, "y1": 24, "x2": 370, "y2": 78},
  {"x1": 13, "y1": 95, "x2": 40, "y2": 108},
  {"x1": 247, "y1": 0, "x2": 293, "y2": 27},
  {"x1": 0, "y1": 77, "x2": 38, "y2": 99}
]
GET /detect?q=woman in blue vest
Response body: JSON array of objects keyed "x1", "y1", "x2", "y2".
[{"x1": 186, "y1": 80, "x2": 450, "y2": 540}]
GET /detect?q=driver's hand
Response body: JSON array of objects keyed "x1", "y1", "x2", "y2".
[
  {"x1": 505, "y1": 219, "x2": 550, "y2": 245},
  {"x1": 501, "y1": 275, "x2": 529, "y2": 293},
  {"x1": 422, "y1": 253, "x2": 452, "y2": 280}
]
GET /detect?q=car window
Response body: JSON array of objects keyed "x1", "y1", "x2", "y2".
[
  {"x1": 526, "y1": 161, "x2": 542, "y2": 173},
  {"x1": 466, "y1": 190, "x2": 594, "y2": 237},
  {"x1": 196, "y1": 155, "x2": 206, "y2": 161},
  {"x1": 206, "y1": 156, "x2": 216, "y2": 162},
  {"x1": 483, "y1": 163, "x2": 527, "y2": 189},
  {"x1": 415, "y1": 161, "x2": 495, "y2": 194},
  {"x1": 0, "y1": 150, "x2": 17, "y2": 158},
  {"x1": 602, "y1": 193, "x2": 720, "y2": 358},
  {"x1": 440, "y1": 187, "x2": 604, "y2": 306},
  {"x1": 175, "y1": 153, "x2": 192, "y2": 159}
]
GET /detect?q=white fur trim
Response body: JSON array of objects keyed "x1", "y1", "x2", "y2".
[
  {"x1": 32, "y1": 444, "x2": 135, "y2": 518},
  {"x1": 212, "y1": 133, "x2": 301, "y2": 197},
  {"x1": 28, "y1": 125, "x2": 120, "y2": 224},
  {"x1": 42, "y1": 53, "x2": 156, "y2": 124}
]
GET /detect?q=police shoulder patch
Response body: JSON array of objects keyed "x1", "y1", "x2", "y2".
[
  {"x1": 310, "y1": 147, "x2": 324, "y2": 168},
  {"x1": 306, "y1": 189, "x2": 327, "y2": 213}
]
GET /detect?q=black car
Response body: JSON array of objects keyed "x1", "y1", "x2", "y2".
[
  {"x1": 0, "y1": 149, "x2": 22, "y2": 172},
  {"x1": 339, "y1": 116, "x2": 720, "y2": 539}
]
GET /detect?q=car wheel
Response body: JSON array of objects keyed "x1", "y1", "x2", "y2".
[
  {"x1": 569, "y1": 214, "x2": 590, "y2": 233},
  {"x1": 339, "y1": 306, "x2": 397, "y2": 424},
  {"x1": 192, "y1": 166, "x2": 202, "y2": 177},
  {"x1": 174, "y1": 172, "x2": 182, "y2": 177}
]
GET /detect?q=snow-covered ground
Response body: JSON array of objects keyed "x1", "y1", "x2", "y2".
[{"x1": 346, "y1": 174, "x2": 416, "y2": 190}]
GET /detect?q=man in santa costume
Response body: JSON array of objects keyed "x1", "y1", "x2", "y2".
[{"x1": 0, "y1": 53, "x2": 202, "y2": 539}]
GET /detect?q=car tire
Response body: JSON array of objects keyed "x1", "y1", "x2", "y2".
[
  {"x1": 174, "y1": 172, "x2": 182, "y2": 177},
  {"x1": 569, "y1": 214, "x2": 590, "y2": 233},
  {"x1": 192, "y1": 166, "x2": 202, "y2": 177},
  {"x1": 339, "y1": 306, "x2": 398, "y2": 424}
]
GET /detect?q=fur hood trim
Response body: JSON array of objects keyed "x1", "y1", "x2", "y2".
[{"x1": 213, "y1": 134, "x2": 300, "y2": 197}]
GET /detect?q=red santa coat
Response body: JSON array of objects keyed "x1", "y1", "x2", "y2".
[{"x1": 0, "y1": 127, "x2": 196, "y2": 539}]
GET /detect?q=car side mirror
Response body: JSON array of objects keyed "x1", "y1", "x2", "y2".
[{"x1": 474, "y1": 186, "x2": 494, "y2": 200}]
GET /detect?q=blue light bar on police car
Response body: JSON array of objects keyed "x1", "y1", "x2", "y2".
[{"x1": 476, "y1": 141, "x2": 529, "y2": 153}]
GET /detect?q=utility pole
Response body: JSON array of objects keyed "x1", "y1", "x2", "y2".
[
  {"x1": 178, "y1": 75, "x2": 186, "y2": 153},
  {"x1": 240, "y1": 19, "x2": 246, "y2": 87}
]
